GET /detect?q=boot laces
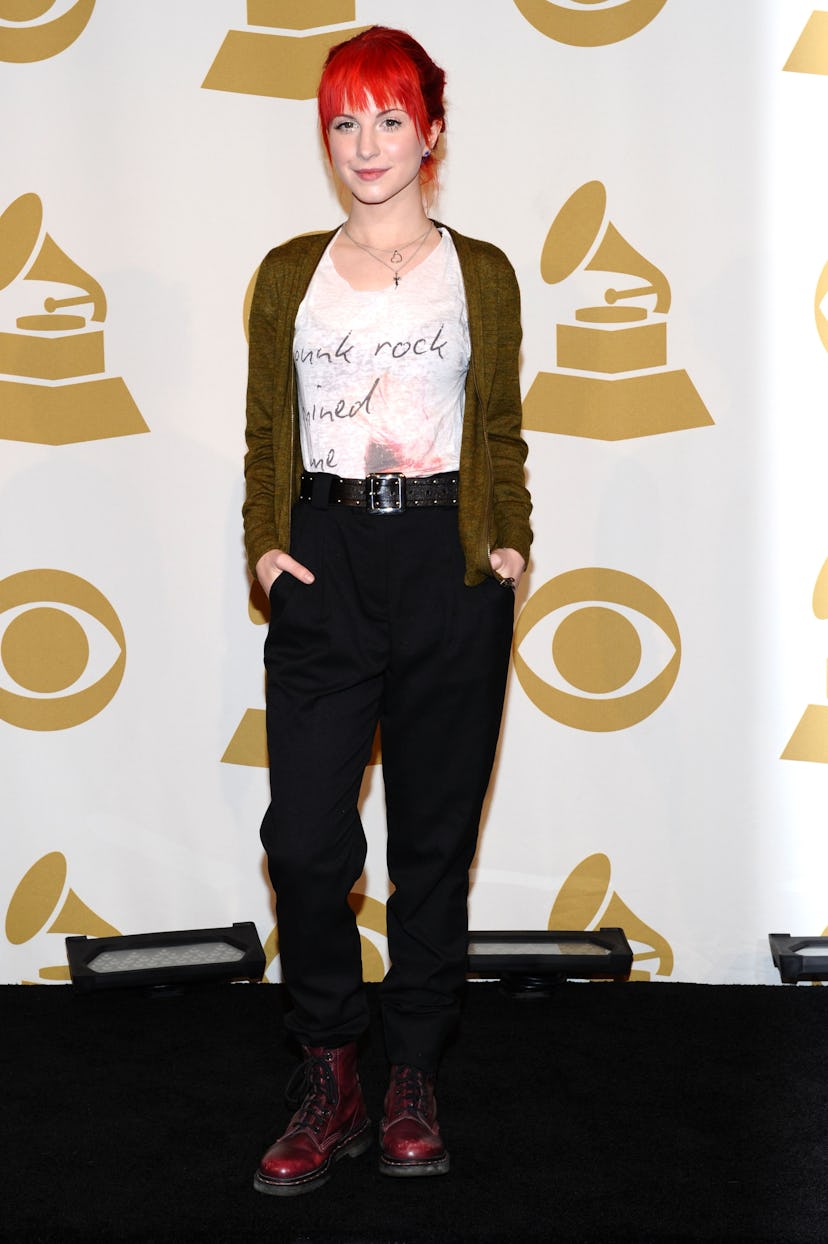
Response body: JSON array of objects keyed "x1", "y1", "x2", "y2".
[
  {"x1": 285, "y1": 1052, "x2": 338, "y2": 1135},
  {"x1": 392, "y1": 1064, "x2": 430, "y2": 1115}
]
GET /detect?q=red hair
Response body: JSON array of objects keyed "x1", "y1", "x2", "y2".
[{"x1": 318, "y1": 26, "x2": 446, "y2": 189}]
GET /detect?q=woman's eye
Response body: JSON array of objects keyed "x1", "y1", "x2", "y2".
[{"x1": 334, "y1": 120, "x2": 355, "y2": 132}]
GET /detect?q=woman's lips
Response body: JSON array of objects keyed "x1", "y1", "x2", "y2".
[{"x1": 354, "y1": 168, "x2": 388, "y2": 180}]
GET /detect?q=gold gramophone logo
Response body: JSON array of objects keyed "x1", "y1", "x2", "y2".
[
  {"x1": 6, "y1": 851, "x2": 119, "y2": 983},
  {"x1": 0, "y1": 193, "x2": 147, "y2": 444},
  {"x1": 349, "y1": 891, "x2": 387, "y2": 981},
  {"x1": 203, "y1": 0, "x2": 369, "y2": 101},
  {"x1": 782, "y1": 557, "x2": 828, "y2": 763},
  {"x1": 0, "y1": 0, "x2": 95, "y2": 63},
  {"x1": 815, "y1": 259, "x2": 828, "y2": 351},
  {"x1": 549, "y1": 852, "x2": 673, "y2": 980},
  {"x1": 513, "y1": 0, "x2": 668, "y2": 48},
  {"x1": 784, "y1": 11, "x2": 828, "y2": 75},
  {"x1": 0, "y1": 569, "x2": 126, "y2": 730},
  {"x1": 522, "y1": 181, "x2": 712, "y2": 440},
  {"x1": 222, "y1": 578, "x2": 381, "y2": 765},
  {"x1": 222, "y1": 580, "x2": 271, "y2": 768},
  {"x1": 514, "y1": 567, "x2": 681, "y2": 730}
]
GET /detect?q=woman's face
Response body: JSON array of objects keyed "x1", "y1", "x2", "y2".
[{"x1": 327, "y1": 99, "x2": 439, "y2": 208}]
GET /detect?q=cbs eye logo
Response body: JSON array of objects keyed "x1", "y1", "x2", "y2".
[
  {"x1": 0, "y1": 569, "x2": 125, "y2": 730},
  {"x1": 512, "y1": 0, "x2": 668, "y2": 47},
  {"x1": 0, "y1": 0, "x2": 95, "y2": 63},
  {"x1": 514, "y1": 567, "x2": 680, "y2": 730}
]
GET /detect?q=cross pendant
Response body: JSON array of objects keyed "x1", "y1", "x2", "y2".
[{"x1": 394, "y1": 274, "x2": 400, "y2": 287}]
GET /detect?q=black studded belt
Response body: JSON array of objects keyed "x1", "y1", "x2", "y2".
[{"x1": 299, "y1": 471, "x2": 459, "y2": 514}]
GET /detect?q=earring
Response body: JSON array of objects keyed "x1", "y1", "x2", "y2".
[{"x1": 422, "y1": 148, "x2": 431, "y2": 159}]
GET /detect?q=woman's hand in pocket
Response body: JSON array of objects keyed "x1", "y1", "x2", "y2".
[
  {"x1": 255, "y1": 549, "x2": 315, "y2": 595},
  {"x1": 489, "y1": 548, "x2": 525, "y2": 589}
]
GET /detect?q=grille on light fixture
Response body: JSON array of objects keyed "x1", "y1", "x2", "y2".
[
  {"x1": 66, "y1": 921, "x2": 266, "y2": 992},
  {"x1": 467, "y1": 927, "x2": 632, "y2": 995}
]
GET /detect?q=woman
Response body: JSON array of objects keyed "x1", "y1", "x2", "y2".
[{"x1": 244, "y1": 25, "x2": 531, "y2": 1195}]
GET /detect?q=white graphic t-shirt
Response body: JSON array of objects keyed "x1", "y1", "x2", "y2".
[{"x1": 294, "y1": 228, "x2": 470, "y2": 478}]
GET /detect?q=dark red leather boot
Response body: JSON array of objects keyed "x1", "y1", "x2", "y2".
[
  {"x1": 254, "y1": 1043, "x2": 371, "y2": 1196},
  {"x1": 378, "y1": 1064, "x2": 450, "y2": 1177}
]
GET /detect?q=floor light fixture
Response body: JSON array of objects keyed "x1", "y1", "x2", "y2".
[
  {"x1": 66, "y1": 921, "x2": 266, "y2": 992},
  {"x1": 467, "y1": 927, "x2": 632, "y2": 995},
  {"x1": 769, "y1": 932, "x2": 828, "y2": 983}
]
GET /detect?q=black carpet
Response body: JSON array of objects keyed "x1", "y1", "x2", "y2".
[{"x1": 3, "y1": 981, "x2": 827, "y2": 1242}]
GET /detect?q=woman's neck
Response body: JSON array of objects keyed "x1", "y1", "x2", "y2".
[{"x1": 345, "y1": 199, "x2": 432, "y2": 250}]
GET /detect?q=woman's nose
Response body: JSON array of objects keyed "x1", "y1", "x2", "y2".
[{"x1": 357, "y1": 129, "x2": 379, "y2": 161}]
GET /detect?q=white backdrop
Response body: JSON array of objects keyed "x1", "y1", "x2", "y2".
[{"x1": 2, "y1": 0, "x2": 827, "y2": 987}]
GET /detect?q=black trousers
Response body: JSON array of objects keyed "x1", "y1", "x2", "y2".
[{"x1": 261, "y1": 488, "x2": 515, "y2": 1071}]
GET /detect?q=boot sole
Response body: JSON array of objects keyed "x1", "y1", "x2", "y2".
[
  {"x1": 378, "y1": 1151, "x2": 450, "y2": 1178},
  {"x1": 253, "y1": 1123, "x2": 372, "y2": 1197}
]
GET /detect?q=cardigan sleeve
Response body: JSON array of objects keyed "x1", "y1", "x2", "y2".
[
  {"x1": 242, "y1": 252, "x2": 281, "y2": 576},
  {"x1": 485, "y1": 250, "x2": 533, "y2": 564}
]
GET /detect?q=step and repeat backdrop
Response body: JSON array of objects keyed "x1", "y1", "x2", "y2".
[{"x1": 2, "y1": 0, "x2": 827, "y2": 987}]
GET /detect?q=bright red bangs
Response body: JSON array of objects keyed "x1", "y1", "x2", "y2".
[{"x1": 318, "y1": 27, "x2": 446, "y2": 187}]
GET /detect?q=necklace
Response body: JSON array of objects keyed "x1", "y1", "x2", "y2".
[{"x1": 341, "y1": 223, "x2": 435, "y2": 287}]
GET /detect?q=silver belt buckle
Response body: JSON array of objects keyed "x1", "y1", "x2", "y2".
[{"x1": 367, "y1": 472, "x2": 406, "y2": 514}]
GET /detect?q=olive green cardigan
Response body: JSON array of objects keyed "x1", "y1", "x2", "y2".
[{"x1": 243, "y1": 224, "x2": 532, "y2": 586}]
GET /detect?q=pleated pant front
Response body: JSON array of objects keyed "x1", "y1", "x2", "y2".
[{"x1": 260, "y1": 488, "x2": 515, "y2": 1072}]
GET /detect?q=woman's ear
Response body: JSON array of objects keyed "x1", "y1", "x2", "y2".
[{"x1": 425, "y1": 119, "x2": 443, "y2": 155}]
